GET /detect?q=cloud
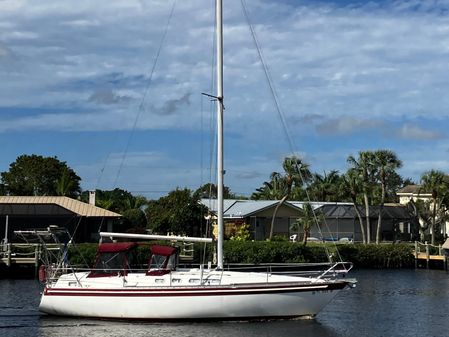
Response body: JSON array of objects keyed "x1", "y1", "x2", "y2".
[
  {"x1": 398, "y1": 124, "x2": 444, "y2": 140},
  {"x1": 88, "y1": 89, "x2": 131, "y2": 105},
  {"x1": 151, "y1": 93, "x2": 191, "y2": 116},
  {"x1": 316, "y1": 116, "x2": 385, "y2": 135},
  {"x1": 0, "y1": 44, "x2": 12, "y2": 57},
  {"x1": 234, "y1": 171, "x2": 264, "y2": 180},
  {"x1": 2, "y1": 0, "x2": 449, "y2": 196},
  {"x1": 289, "y1": 113, "x2": 325, "y2": 125}
]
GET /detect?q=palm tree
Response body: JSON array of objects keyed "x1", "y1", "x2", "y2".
[
  {"x1": 420, "y1": 170, "x2": 449, "y2": 245},
  {"x1": 347, "y1": 151, "x2": 376, "y2": 243},
  {"x1": 124, "y1": 195, "x2": 147, "y2": 210},
  {"x1": 96, "y1": 198, "x2": 115, "y2": 210},
  {"x1": 291, "y1": 202, "x2": 320, "y2": 245},
  {"x1": 309, "y1": 170, "x2": 340, "y2": 201},
  {"x1": 341, "y1": 169, "x2": 366, "y2": 243},
  {"x1": 373, "y1": 150, "x2": 402, "y2": 244},
  {"x1": 251, "y1": 172, "x2": 286, "y2": 200},
  {"x1": 269, "y1": 156, "x2": 311, "y2": 240},
  {"x1": 408, "y1": 198, "x2": 432, "y2": 241},
  {"x1": 55, "y1": 169, "x2": 76, "y2": 197}
]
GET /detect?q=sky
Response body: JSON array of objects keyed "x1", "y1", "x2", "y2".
[{"x1": 1, "y1": 0, "x2": 449, "y2": 199}]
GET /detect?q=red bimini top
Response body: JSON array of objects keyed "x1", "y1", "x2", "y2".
[
  {"x1": 150, "y1": 245, "x2": 177, "y2": 256},
  {"x1": 97, "y1": 242, "x2": 138, "y2": 253}
]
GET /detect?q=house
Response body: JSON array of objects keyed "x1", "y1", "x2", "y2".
[
  {"x1": 310, "y1": 203, "x2": 416, "y2": 242},
  {"x1": 397, "y1": 184, "x2": 449, "y2": 237},
  {"x1": 201, "y1": 199, "x2": 302, "y2": 240},
  {"x1": 397, "y1": 185, "x2": 432, "y2": 204},
  {"x1": 0, "y1": 196, "x2": 121, "y2": 243},
  {"x1": 201, "y1": 199, "x2": 414, "y2": 242}
]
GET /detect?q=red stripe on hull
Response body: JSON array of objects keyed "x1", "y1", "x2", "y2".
[{"x1": 44, "y1": 281, "x2": 348, "y2": 297}]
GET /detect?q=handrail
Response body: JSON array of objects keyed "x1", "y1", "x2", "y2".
[
  {"x1": 315, "y1": 261, "x2": 353, "y2": 281},
  {"x1": 415, "y1": 241, "x2": 443, "y2": 256}
]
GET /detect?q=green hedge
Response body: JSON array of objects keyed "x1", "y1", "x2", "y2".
[
  {"x1": 68, "y1": 243, "x2": 98, "y2": 267},
  {"x1": 337, "y1": 243, "x2": 415, "y2": 268},
  {"x1": 66, "y1": 241, "x2": 415, "y2": 269},
  {"x1": 223, "y1": 241, "x2": 328, "y2": 264},
  {"x1": 223, "y1": 241, "x2": 414, "y2": 268}
]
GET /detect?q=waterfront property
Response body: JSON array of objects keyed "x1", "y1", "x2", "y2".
[
  {"x1": 414, "y1": 240, "x2": 449, "y2": 270},
  {"x1": 313, "y1": 203, "x2": 415, "y2": 242},
  {"x1": 201, "y1": 199, "x2": 414, "y2": 242},
  {"x1": 0, "y1": 242, "x2": 42, "y2": 273},
  {"x1": 0, "y1": 196, "x2": 121, "y2": 244},
  {"x1": 397, "y1": 184, "x2": 449, "y2": 237}
]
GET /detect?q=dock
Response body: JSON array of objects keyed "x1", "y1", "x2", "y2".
[
  {"x1": 0, "y1": 243, "x2": 42, "y2": 267},
  {"x1": 413, "y1": 241, "x2": 448, "y2": 270}
]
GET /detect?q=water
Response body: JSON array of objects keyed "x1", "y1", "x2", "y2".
[{"x1": 1, "y1": 269, "x2": 448, "y2": 337}]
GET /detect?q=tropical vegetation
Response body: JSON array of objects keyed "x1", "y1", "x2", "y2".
[
  {"x1": 1, "y1": 150, "x2": 448, "y2": 245},
  {"x1": 1, "y1": 154, "x2": 81, "y2": 197},
  {"x1": 67, "y1": 241, "x2": 415, "y2": 269}
]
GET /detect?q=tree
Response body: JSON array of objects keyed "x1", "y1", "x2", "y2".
[
  {"x1": 341, "y1": 169, "x2": 366, "y2": 243},
  {"x1": 251, "y1": 172, "x2": 286, "y2": 200},
  {"x1": 290, "y1": 203, "x2": 322, "y2": 246},
  {"x1": 145, "y1": 188, "x2": 207, "y2": 237},
  {"x1": 420, "y1": 170, "x2": 449, "y2": 245},
  {"x1": 1, "y1": 154, "x2": 81, "y2": 197},
  {"x1": 408, "y1": 199, "x2": 433, "y2": 241},
  {"x1": 268, "y1": 156, "x2": 312, "y2": 240},
  {"x1": 81, "y1": 188, "x2": 136, "y2": 213},
  {"x1": 194, "y1": 183, "x2": 236, "y2": 199},
  {"x1": 81, "y1": 188, "x2": 148, "y2": 231},
  {"x1": 347, "y1": 151, "x2": 376, "y2": 243},
  {"x1": 308, "y1": 170, "x2": 341, "y2": 202},
  {"x1": 230, "y1": 223, "x2": 251, "y2": 241},
  {"x1": 373, "y1": 150, "x2": 402, "y2": 244},
  {"x1": 122, "y1": 208, "x2": 148, "y2": 233}
]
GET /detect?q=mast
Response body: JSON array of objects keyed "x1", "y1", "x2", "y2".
[{"x1": 216, "y1": 0, "x2": 224, "y2": 269}]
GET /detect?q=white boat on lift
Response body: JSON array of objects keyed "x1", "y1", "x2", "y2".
[{"x1": 30, "y1": 0, "x2": 355, "y2": 320}]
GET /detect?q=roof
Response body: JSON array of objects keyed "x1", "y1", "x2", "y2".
[
  {"x1": 397, "y1": 184, "x2": 431, "y2": 196},
  {"x1": 200, "y1": 199, "x2": 412, "y2": 220},
  {"x1": 201, "y1": 199, "x2": 300, "y2": 218},
  {"x1": 290, "y1": 201, "x2": 353, "y2": 210},
  {"x1": 200, "y1": 199, "x2": 352, "y2": 218},
  {"x1": 0, "y1": 196, "x2": 121, "y2": 217},
  {"x1": 320, "y1": 203, "x2": 412, "y2": 220}
]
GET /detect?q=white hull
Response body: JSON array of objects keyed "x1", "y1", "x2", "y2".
[{"x1": 39, "y1": 270, "x2": 349, "y2": 320}]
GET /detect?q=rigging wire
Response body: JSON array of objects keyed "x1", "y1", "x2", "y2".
[
  {"x1": 112, "y1": 0, "x2": 178, "y2": 188},
  {"x1": 240, "y1": 0, "x2": 297, "y2": 156},
  {"x1": 240, "y1": 0, "x2": 345, "y2": 266},
  {"x1": 201, "y1": 8, "x2": 218, "y2": 267},
  {"x1": 94, "y1": 154, "x2": 110, "y2": 190}
]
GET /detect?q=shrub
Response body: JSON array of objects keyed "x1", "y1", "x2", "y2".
[
  {"x1": 68, "y1": 243, "x2": 97, "y2": 267},
  {"x1": 223, "y1": 241, "x2": 330, "y2": 264},
  {"x1": 338, "y1": 243, "x2": 414, "y2": 268},
  {"x1": 66, "y1": 241, "x2": 415, "y2": 269}
]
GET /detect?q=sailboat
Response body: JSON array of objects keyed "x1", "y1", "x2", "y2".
[{"x1": 26, "y1": 0, "x2": 355, "y2": 320}]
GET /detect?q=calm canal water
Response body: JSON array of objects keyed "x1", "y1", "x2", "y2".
[{"x1": 1, "y1": 269, "x2": 448, "y2": 337}]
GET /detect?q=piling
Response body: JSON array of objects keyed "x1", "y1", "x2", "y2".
[{"x1": 415, "y1": 241, "x2": 418, "y2": 269}]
